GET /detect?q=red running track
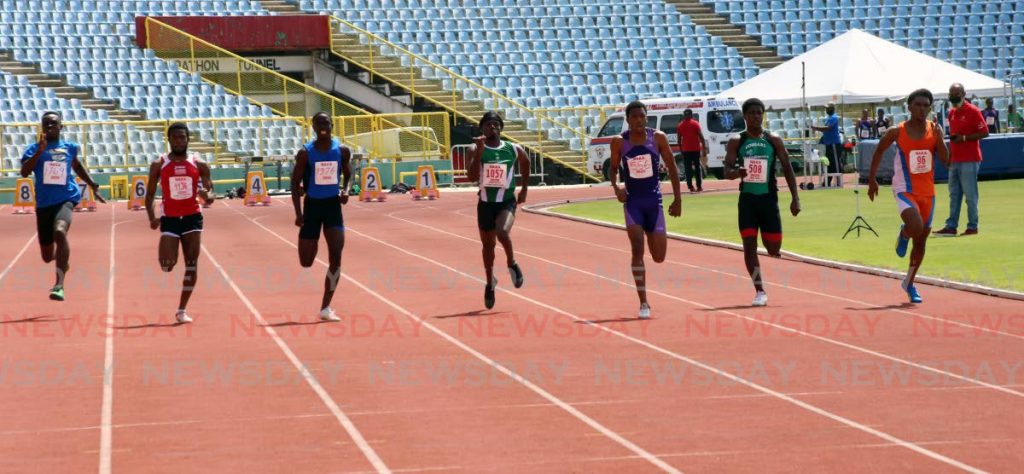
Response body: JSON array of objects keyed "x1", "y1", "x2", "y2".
[{"x1": 1, "y1": 184, "x2": 1021, "y2": 473}]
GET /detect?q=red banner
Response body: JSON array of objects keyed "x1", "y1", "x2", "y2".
[{"x1": 136, "y1": 15, "x2": 330, "y2": 51}]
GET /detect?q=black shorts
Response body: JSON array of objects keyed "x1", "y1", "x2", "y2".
[
  {"x1": 738, "y1": 192, "x2": 782, "y2": 240},
  {"x1": 477, "y1": 199, "x2": 517, "y2": 232},
  {"x1": 160, "y1": 212, "x2": 204, "y2": 238},
  {"x1": 36, "y1": 201, "x2": 75, "y2": 246},
  {"x1": 300, "y1": 196, "x2": 344, "y2": 240}
]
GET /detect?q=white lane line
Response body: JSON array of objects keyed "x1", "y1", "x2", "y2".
[
  {"x1": 0, "y1": 233, "x2": 36, "y2": 286},
  {"x1": 234, "y1": 210, "x2": 683, "y2": 474},
  {"x1": 398, "y1": 212, "x2": 1024, "y2": 398},
  {"x1": 499, "y1": 210, "x2": 1024, "y2": 342},
  {"x1": 370, "y1": 212, "x2": 987, "y2": 473},
  {"x1": 201, "y1": 245, "x2": 391, "y2": 474},
  {"x1": 100, "y1": 206, "x2": 124, "y2": 474}
]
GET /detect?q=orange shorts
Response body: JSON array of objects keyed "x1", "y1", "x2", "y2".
[{"x1": 895, "y1": 192, "x2": 935, "y2": 228}]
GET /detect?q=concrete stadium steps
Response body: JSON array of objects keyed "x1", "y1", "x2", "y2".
[
  {"x1": 663, "y1": 0, "x2": 785, "y2": 69},
  {"x1": 251, "y1": 0, "x2": 594, "y2": 180},
  {"x1": 0, "y1": 51, "x2": 145, "y2": 121},
  {"x1": 257, "y1": 0, "x2": 305, "y2": 15},
  {"x1": 328, "y1": 31, "x2": 593, "y2": 180},
  {"x1": 0, "y1": 51, "x2": 245, "y2": 165}
]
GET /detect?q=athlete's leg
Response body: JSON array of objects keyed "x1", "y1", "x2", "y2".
[
  {"x1": 159, "y1": 233, "x2": 180, "y2": 272},
  {"x1": 178, "y1": 231, "x2": 202, "y2": 312},
  {"x1": 495, "y1": 208, "x2": 516, "y2": 267},
  {"x1": 321, "y1": 226, "x2": 345, "y2": 311},
  {"x1": 51, "y1": 202, "x2": 74, "y2": 290}
]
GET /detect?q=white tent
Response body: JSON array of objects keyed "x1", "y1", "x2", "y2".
[{"x1": 722, "y1": 29, "x2": 1008, "y2": 109}]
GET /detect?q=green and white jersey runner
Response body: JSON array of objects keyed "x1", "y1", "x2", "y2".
[
  {"x1": 478, "y1": 140, "x2": 522, "y2": 202},
  {"x1": 737, "y1": 131, "x2": 778, "y2": 195}
]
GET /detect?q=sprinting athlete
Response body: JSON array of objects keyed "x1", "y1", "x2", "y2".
[
  {"x1": 723, "y1": 98, "x2": 801, "y2": 307},
  {"x1": 145, "y1": 122, "x2": 215, "y2": 324},
  {"x1": 869, "y1": 88, "x2": 950, "y2": 303},
  {"x1": 291, "y1": 112, "x2": 352, "y2": 322},
  {"x1": 466, "y1": 111, "x2": 530, "y2": 309},
  {"x1": 609, "y1": 101, "x2": 682, "y2": 319},
  {"x1": 20, "y1": 111, "x2": 106, "y2": 301}
]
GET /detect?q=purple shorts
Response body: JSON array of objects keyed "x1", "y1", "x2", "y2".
[{"x1": 624, "y1": 199, "x2": 666, "y2": 234}]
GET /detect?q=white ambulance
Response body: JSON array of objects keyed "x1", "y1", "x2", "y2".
[{"x1": 587, "y1": 96, "x2": 745, "y2": 180}]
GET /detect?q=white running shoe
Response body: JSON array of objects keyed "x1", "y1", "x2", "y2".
[
  {"x1": 319, "y1": 307, "x2": 341, "y2": 322},
  {"x1": 752, "y1": 291, "x2": 768, "y2": 307},
  {"x1": 175, "y1": 310, "x2": 193, "y2": 324},
  {"x1": 638, "y1": 303, "x2": 651, "y2": 319}
]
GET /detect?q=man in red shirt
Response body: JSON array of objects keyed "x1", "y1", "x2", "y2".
[
  {"x1": 675, "y1": 109, "x2": 708, "y2": 192},
  {"x1": 144, "y1": 123, "x2": 215, "y2": 324},
  {"x1": 933, "y1": 83, "x2": 988, "y2": 237}
]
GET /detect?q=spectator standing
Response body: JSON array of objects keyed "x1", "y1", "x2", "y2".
[
  {"x1": 933, "y1": 83, "x2": 988, "y2": 237},
  {"x1": 675, "y1": 109, "x2": 708, "y2": 192},
  {"x1": 810, "y1": 103, "x2": 843, "y2": 186}
]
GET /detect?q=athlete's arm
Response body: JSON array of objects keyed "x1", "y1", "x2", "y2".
[
  {"x1": 466, "y1": 136, "x2": 484, "y2": 183},
  {"x1": 196, "y1": 158, "x2": 215, "y2": 205},
  {"x1": 515, "y1": 144, "x2": 530, "y2": 204},
  {"x1": 291, "y1": 148, "x2": 308, "y2": 226},
  {"x1": 655, "y1": 131, "x2": 682, "y2": 217},
  {"x1": 609, "y1": 136, "x2": 626, "y2": 203},
  {"x1": 71, "y1": 145, "x2": 105, "y2": 203},
  {"x1": 20, "y1": 132, "x2": 46, "y2": 178},
  {"x1": 339, "y1": 146, "x2": 352, "y2": 204},
  {"x1": 867, "y1": 127, "x2": 899, "y2": 201},
  {"x1": 770, "y1": 134, "x2": 800, "y2": 216},
  {"x1": 723, "y1": 136, "x2": 746, "y2": 180},
  {"x1": 144, "y1": 160, "x2": 162, "y2": 229},
  {"x1": 933, "y1": 122, "x2": 951, "y2": 168}
]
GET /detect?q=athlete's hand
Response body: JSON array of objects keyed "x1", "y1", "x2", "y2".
[
  {"x1": 339, "y1": 192, "x2": 349, "y2": 205},
  {"x1": 734, "y1": 166, "x2": 748, "y2": 179},
  {"x1": 149, "y1": 217, "x2": 160, "y2": 230},
  {"x1": 198, "y1": 189, "x2": 214, "y2": 206},
  {"x1": 517, "y1": 188, "x2": 527, "y2": 204},
  {"x1": 790, "y1": 198, "x2": 801, "y2": 216},
  {"x1": 91, "y1": 183, "x2": 107, "y2": 203},
  {"x1": 668, "y1": 198, "x2": 682, "y2": 217},
  {"x1": 474, "y1": 135, "x2": 486, "y2": 150},
  {"x1": 36, "y1": 129, "x2": 47, "y2": 151},
  {"x1": 867, "y1": 179, "x2": 879, "y2": 201},
  {"x1": 614, "y1": 186, "x2": 627, "y2": 203},
  {"x1": 295, "y1": 214, "x2": 303, "y2": 227}
]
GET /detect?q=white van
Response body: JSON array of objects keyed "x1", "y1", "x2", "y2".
[{"x1": 587, "y1": 96, "x2": 745, "y2": 180}]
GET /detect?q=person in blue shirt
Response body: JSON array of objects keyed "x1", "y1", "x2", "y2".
[
  {"x1": 290, "y1": 112, "x2": 351, "y2": 322},
  {"x1": 811, "y1": 103, "x2": 844, "y2": 187},
  {"x1": 19, "y1": 111, "x2": 106, "y2": 301}
]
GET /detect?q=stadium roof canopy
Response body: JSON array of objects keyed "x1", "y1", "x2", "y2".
[{"x1": 723, "y1": 29, "x2": 1008, "y2": 109}]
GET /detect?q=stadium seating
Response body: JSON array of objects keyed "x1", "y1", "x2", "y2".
[
  {"x1": 0, "y1": 0, "x2": 306, "y2": 173},
  {"x1": 704, "y1": 0, "x2": 1020, "y2": 83},
  {"x1": 2, "y1": 0, "x2": 1020, "y2": 173}
]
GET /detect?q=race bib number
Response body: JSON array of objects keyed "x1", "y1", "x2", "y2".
[
  {"x1": 169, "y1": 176, "x2": 194, "y2": 200},
  {"x1": 43, "y1": 161, "x2": 67, "y2": 185},
  {"x1": 909, "y1": 150, "x2": 932, "y2": 174},
  {"x1": 745, "y1": 157, "x2": 769, "y2": 183},
  {"x1": 626, "y1": 153, "x2": 654, "y2": 179},
  {"x1": 482, "y1": 163, "x2": 508, "y2": 188},
  {"x1": 860, "y1": 128, "x2": 870, "y2": 139},
  {"x1": 314, "y1": 161, "x2": 338, "y2": 185},
  {"x1": 986, "y1": 116, "x2": 995, "y2": 126}
]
